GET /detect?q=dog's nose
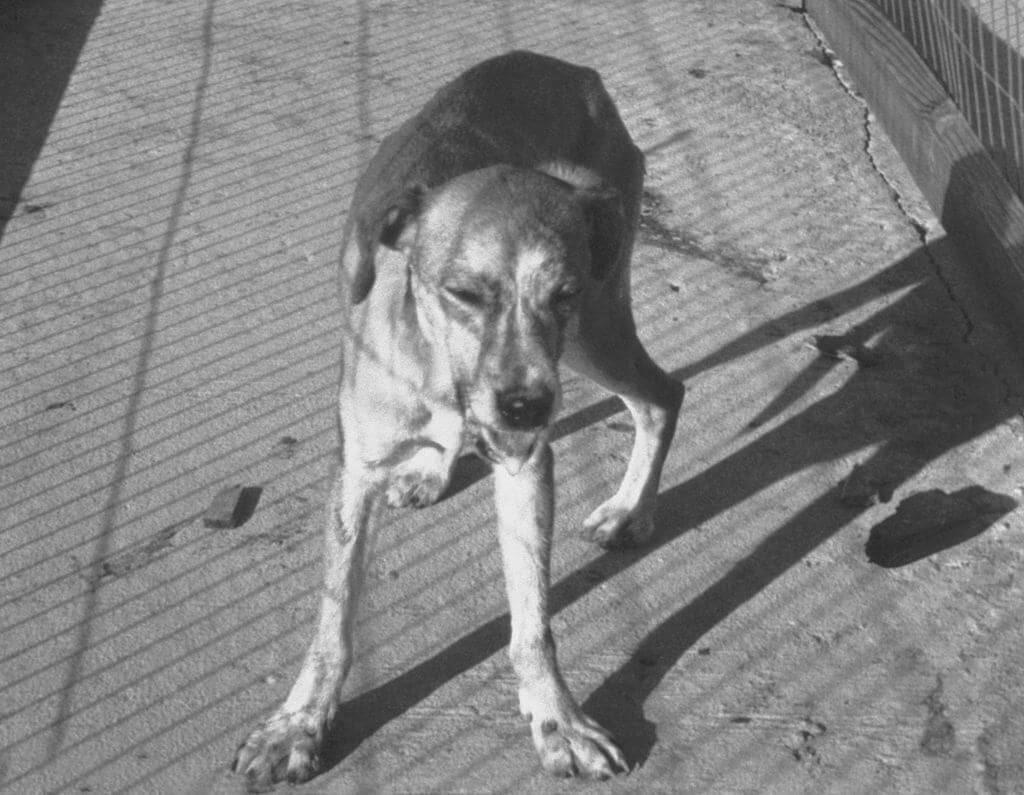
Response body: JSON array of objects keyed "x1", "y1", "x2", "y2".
[{"x1": 496, "y1": 387, "x2": 554, "y2": 430}]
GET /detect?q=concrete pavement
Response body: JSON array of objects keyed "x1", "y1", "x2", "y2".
[{"x1": 3, "y1": 1, "x2": 1024, "y2": 792}]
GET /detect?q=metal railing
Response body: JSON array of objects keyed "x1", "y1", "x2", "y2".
[{"x1": 871, "y1": 0, "x2": 1024, "y2": 199}]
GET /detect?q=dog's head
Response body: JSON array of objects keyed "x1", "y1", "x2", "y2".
[{"x1": 344, "y1": 163, "x2": 624, "y2": 473}]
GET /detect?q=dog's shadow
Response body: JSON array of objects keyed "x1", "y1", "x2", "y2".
[
  {"x1": 439, "y1": 453, "x2": 492, "y2": 501},
  {"x1": 320, "y1": 242, "x2": 1018, "y2": 774}
]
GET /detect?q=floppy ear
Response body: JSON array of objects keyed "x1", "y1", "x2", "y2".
[
  {"x1": 342, "y1": 183, "x2": 426, "y2": 305},
  {"x1": 378, "y1": 183, "x2": 425, "y2": 251},
  {"x1": 575, "y1": 183, "x2": 623, "y2": 282},
  {"x1": 537, "y1": 162, "x2": 623, "y2": 281}
]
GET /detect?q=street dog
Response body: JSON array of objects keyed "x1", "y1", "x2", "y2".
[{"x1": 234, "y1": 50, "x2": 684, "y2": 787}]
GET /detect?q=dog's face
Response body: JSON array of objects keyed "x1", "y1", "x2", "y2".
[{"x1": 380, "y1": 165, "x2": 622, "y2": 472}]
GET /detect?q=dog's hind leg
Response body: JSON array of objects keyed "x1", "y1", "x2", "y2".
[
  {"x1": 494, "y1": 442, "x2": 628, "y2": 778},
  {"x1": 565, "y1": 302, "x2": 684, "y2": 549},
  {"x1": 234, "y1": 464, "x2": 376, "y2": 788}
]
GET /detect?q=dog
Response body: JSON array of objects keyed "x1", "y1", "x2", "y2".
[{"x1": 233, "y1": 50, "x2": 684, "y2": 787}]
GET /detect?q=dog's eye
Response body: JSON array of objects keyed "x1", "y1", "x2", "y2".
[{"x1": 444, "y1": 285, "x2": 487, "y2": 308}]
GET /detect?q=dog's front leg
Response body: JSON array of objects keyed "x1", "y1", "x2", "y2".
[
  {"x1": 234, "y1": 465, "x2": 376, "y2": 788},
  {"x1": 493, "y1": 443, "x2": 628, "y2": 779}
]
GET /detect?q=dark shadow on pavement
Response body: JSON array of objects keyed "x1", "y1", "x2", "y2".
[
  {"x1": 583, "y1": 229, "x2": 1020, "y2": 765},
  {"x1": 0, "y1": 0, "x2": 104, "y2": 242},
  {"x1": 865, "y1": 486, "x2": 1017, "y2": 568}
]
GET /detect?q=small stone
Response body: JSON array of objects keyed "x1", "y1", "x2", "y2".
[
  {"x1": 270, "y1": 435, "x2": 299, "y2": 459},
  {"x1": 203, "y1": 485, "x2": 262, "y2": 528},
  {"x1": 838, "y1": 463, "x2": 894, "y2": 508},
  {"x1": 813, "y1": 335, "x2": 881, "y2": 367}
]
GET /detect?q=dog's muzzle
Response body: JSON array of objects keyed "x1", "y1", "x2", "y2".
[
  {"x1": 464, "y1": 384, "x2": 555, "y2": 475},
  {"x1": 496, "y1": 386, "x2": 555, "y2": 431}
]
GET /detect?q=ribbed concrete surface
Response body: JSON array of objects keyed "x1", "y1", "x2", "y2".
[{"x1": 3, "y1": 1, "x2": 1024, "y2": 793}]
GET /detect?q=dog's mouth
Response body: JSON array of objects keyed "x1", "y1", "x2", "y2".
[{"x1": 474, "y1": 425, "x2": 539, "y2": 475}]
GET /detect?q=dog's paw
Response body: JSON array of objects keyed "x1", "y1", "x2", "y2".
[
  {"x1": 233, "y1": 709, "x2": 322, "y2": 790},
  {"x1": 581, "y1": 501, "x2": 655, "y2": 549},
  {"x1": 528, "y1": 708, "x2": 628, "y2": 779},
  {"x1": 384, "y1": 448, "x2": 451, "y2": 508},
  {"x1": 384, "y1": 470, "x2": 446, "y2": 508}
]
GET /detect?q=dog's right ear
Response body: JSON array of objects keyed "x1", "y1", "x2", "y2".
[
  {"x1": 574, "y1": 183, "x2": 623, "y2": 282},
  {"x1": 537, "y1": 162, "x2": 623, "y2": 281},
  {"x1": 343, "y1": 183, "x2": 426, "y2": 305}
]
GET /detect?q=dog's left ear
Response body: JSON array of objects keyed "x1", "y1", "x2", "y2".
[
  {"x1": 574, "y1": 184, "x2": 623, "y2": 282},
  {"x1": 343, "y1": 183, "x2": 426, "y2": 305},
  {"x1": 538, "y1": 162, "x2": 623, "y2": 281},
  {"x1": 379, "y1": 183, "x2": 426, "y2": 252}
]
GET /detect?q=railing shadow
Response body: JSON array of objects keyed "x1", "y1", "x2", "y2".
[{"x1": 46, "y1": 0, "x2": 219, "y2": 756}]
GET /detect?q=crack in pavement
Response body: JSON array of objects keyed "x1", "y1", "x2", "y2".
[
  {"x1": 801, "y1": 12, "x2": 1024, "y2": 437},
  {"x1": 802, "y1": 12, "x2": 978, "y2": 345}
]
